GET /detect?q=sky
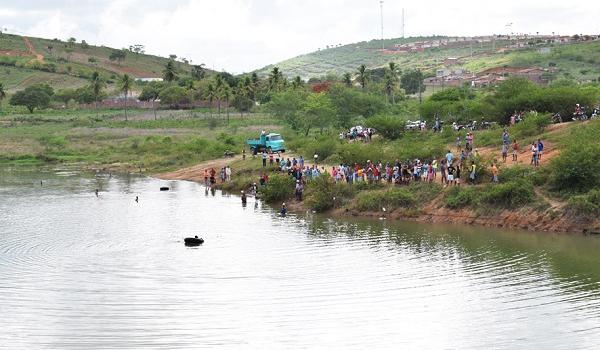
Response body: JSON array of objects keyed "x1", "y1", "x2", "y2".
[{"x1": 0, "y1": 0, "x2": 598, "y2": 73}]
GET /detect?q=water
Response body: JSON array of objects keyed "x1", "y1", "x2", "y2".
[{"x1": 2, "y1": 166, "x2": 600, "y2": 349}]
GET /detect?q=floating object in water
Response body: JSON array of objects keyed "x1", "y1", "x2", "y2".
[
  {"x1": 160, "y1": 187, "x2": 170, "y2": 191},
  {"x1": 184, "y1": 236, "x2": 204, "y2": 246}
]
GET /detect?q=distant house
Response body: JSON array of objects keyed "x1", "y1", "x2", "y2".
[
  {"x1": 443, "y1": 57, "x2": 461, "y2": 66},
  {"x1": 136, "y1": 77, "x2": 163, "y2": 82}
]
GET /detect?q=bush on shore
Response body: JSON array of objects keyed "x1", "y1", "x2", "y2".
[
  {"x1": 304, "y1": 174, "x2": 354, "y2": 212},
  {"x1": 259, "y1": 174, "x2": 296, "y2": 203}
]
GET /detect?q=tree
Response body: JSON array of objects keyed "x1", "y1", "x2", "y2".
[
  {"x1": 158, "y1": 86, "x2": 189, "y2": 109},
  {"x1": 357, "y1": 64, "x2": 370, "y2": 90},
  {"x1": 267, "y1": 90, "x2": 309, "y2": 132},
  {"x1": 109, "y1": 49, "x2": 127, "y2": 64},
  {"x1": 191, "y1": 64, "x2": 206, "y2": 80},
  {"x1": 67, "y1": 37, "x2": 76, "y2": 47},
  {"x1": 10, "y1": 84, "x2": 54, "y2": 113},
  {"x1": 139, "y1": 81, "x2": 164, "y2": 120},
  {"x1": 222, "y1": 84, "x2": 231, "y2": 124},
  {"x1": 214, "y1": 75, "x2": 224, "y2": 117},
  {"x1": 119, "y1": 74, "x2": 133, "y2": 121},
  {"x1": 268, "y1": 67, "x2": 283, "y2": 92},
  {"x1": 233, "y1": 80, "x2": 253, "y2": 117},
  {"x1": 54, "y1": 88, "x2": 77, "y2": 106},
  {"x1": 401, "y1": 69, "x2": 425, "y2": 102},
  {"x1": 0, "y1": 82, "x2": 6, "y2": 112},
  {"x1": 81, "y1": 40, "x2": 89, "y2": 49},
  {"x1": 90, "y1": 71, "x2": 106, "y2": 116},
  {"x1": 163, "y1": 61, "x2": 178, "y2": 83},
  {"x1": 129, "y1": 44, "x2": 145, "y2": 55},
  {"x1": 292, "y1": 76, "x2": 304, "y2": 90},
  {"x1": 206, "y1": 83, "x2": 216, "y2": 117},
  {"x1": 386, "y1": 62, "x2": 400, "y2": 104},
  {"x1": 342, "y1": 73, "x2": 353, "y2": 87},
  {"x1": 300, "y1": 93, "x2": 336, "y2": 135}
]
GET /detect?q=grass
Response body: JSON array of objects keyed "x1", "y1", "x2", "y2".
[
  {"x1": 0, "y1": 108, "x2": 283, "y2": 172},
  {"x1": 256, "y1": 34, "x2": 600, "y2": 82}
]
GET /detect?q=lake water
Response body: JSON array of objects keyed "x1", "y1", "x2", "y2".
[{"x1": 1, "y1": 166, "x2": 600, "y2": 349}]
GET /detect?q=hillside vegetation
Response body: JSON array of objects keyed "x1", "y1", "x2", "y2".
[
  {"x1": 256, "y1": 35, "x2": 600, "y2": 82},
  {"x1": 0, "y1": 33, "x2": 201, "y2": 92}
]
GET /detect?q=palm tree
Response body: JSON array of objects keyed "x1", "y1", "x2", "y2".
[
  {"x1": 185, "y1": 79, "x2": 195, "y2": 117},
  {"x1": 214, "y1": 75, "x2": 224, "y2": 118},
  {"x1": 90, "y1": 71, "x2": 106, "y2": 116},
  {"x1": 119, "y1": 74, "x2": 133, "y2": 121},
  {"x1": 386, "y1": 62, "x2": 400, "y2": 103},
  {"x1": 292, "y1": 76, "x2": 303, "y2": 89},
  {"x1": 0, "y1": 82, "x2": 6, "y2": 113},
  {"x1": 268, "y1": 67, "x2": 283, "y2": 92},
  {"x1": 357, "y1": 64, "x2": 369, "y2": 90},
  {"x1": 223, "y1": 85, "x2": 231, "y2": 125},
  {"x1": 191, "y1": 64, "x2": 206, "y2": 80},
  {"x1": 163, "y1": 61, "x2": 178, "y2": 83},
  {"x1": 206, "y1": 83, "x2": 215, "y2": 118},
  {"x1": 342, "y1": 73, "x2": 353, "y2": 87}
]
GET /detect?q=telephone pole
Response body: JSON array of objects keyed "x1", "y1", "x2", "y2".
[
  {"x1": 401, "y1": 8, "x2": 405, "y2": 38},
  {"x1": 380, "y1": 1, "x2": 384, "y2": 50}
]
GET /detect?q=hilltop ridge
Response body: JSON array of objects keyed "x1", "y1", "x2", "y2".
[
  {"x1": 0, "y1": 32, "x2": 206, "y2": 92},
  {"x1": 255, "y1": 34, "x2": 600, "y2": 82}
]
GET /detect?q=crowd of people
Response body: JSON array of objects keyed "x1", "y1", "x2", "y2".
[{"x1": 201, "y1": 126, "x2": 546, "y2": 211}]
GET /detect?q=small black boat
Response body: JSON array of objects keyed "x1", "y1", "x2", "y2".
[
  {"x1": 160, "y1": 187, "x2": 170, "y2": 191},
  {"x1": 184, "y1": 236, "x2": 204, "y2": 246}
]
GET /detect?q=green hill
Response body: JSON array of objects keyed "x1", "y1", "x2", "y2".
[
  {"x1": 0, "y1": 33, "x2": 202, "y2": 93},
  {"x1": 255, "y1": 35, "x2": 600, "y2": 82}
]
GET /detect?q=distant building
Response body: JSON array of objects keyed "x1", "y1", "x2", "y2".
[{"x1": 136, "y1": 77, "x2": 163, "y2": 82}]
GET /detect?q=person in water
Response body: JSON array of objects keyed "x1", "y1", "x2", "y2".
[
  {"x1": 241, "y1": 190, "x2": 247, "y2": 205},
  {"x1": 95, "y1": 189, "x2": 99, "y2": 197},
  {"x1": 135, "y1": 196, "x2": 139, "y2": 203},
  {"x1": 280, "y1": 203, "x2": 287, "y2": 216}
]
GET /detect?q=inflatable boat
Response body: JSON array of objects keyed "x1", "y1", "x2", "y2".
[{"x1": 184, "y1": 237, "x2": 204, "y2": 246}]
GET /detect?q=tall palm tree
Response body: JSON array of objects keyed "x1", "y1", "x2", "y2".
[
  {"x1": 90, "y1": 71, "x2": 106, "y2": 117},
  {"x1": 0, "y1": 82, "x2": 6, "y2": 113},
  {"x1": 191, "y1": 64, "x2": 206, "y2": 80},
  {"x1": 214, "y1": 75, "x2": 224, "y2": 118},
  {"x1": 292, "y1": 76, "x2": 303, "y2": 90},
  {"x1": 357, "y1": 64, "x2": 369, "y2": 90},
  {"x1": 206, "y1": 83, "x2": 215, "y2": 118},
  {"x1": 342, "y1": 73, "x2": 353, "y2": 87},
  {"x1": 386, "y1": 62, "x2": 400, "y2": 104},
  {"x1": 163, "y1": 61, "x2": 178, "y2": 83},
  {"x1": 119, "y1": 74, "x2": 133, "y2": 121},
  {"x1": 223, "y1": 85, "x2": 231, "y2": 125},
  {"x1": 268, "y1": 67, "x2": 283, "y2": 92}
]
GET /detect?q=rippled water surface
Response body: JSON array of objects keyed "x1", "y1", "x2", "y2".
[{"x1": 2, "y1": 166, "x2": 600, "y2": 349}]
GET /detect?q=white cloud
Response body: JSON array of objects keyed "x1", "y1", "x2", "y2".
[{"x1": 1, "y1": 0, "x2": 599, "y2": 73}]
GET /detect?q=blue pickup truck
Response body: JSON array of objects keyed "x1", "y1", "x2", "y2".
[{"x1": 247, "y1": 133, "x2": 285, "y2": 155}]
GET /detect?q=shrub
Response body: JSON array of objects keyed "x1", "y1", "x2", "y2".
[
  {"x1": 305, "y1": 174, "x2": 354, "y2": 212},
  {"x1": 444, "y1": 186, "x2": 479, "y2": 209},
  {"x1": 511, "y1": 112, "x2": 550, "y2": 139},
  {"x1": 259, "y1": 174, "x2": 295, "y2": 203},
  {"x1": 479, "y1": 179, "x2": 535, "y2": 207},
  {"x1": 551, "y1": 120, "x2": 600, "y2": 193},
  {"x1": 566, "y1": 189, "x2": 600, "y2": 218},
  {"x1": 365, "y1": 115, "x2": 405, "y2": 140},
  {"x1": 354, "y1": 187, "x2": 416, "y2": 211}
]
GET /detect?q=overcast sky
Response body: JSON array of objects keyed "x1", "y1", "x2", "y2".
[{"x1": 1, "y1": 0, "x2": 598, "y2": 73}]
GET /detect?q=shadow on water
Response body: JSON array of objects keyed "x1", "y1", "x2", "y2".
[{"x1": 305, "y1": 214, "x2": 600, "y2": 292}]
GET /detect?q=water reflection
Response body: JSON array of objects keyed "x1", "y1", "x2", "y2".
[{"x1": 1, "y1": 166, "x2": 600, "y2": 349}]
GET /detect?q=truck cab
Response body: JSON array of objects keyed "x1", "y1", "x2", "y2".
[{"x1": 247, "y1": 133, "x2": 285, "y2": 154}]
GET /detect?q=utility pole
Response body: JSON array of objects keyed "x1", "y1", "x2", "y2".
[
  {"x1": 380, "y1": 0, "x2": 384, "y2": 50},
  {"x1": 401, "y1": 8, "x2": 405, "y2": 39}
]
